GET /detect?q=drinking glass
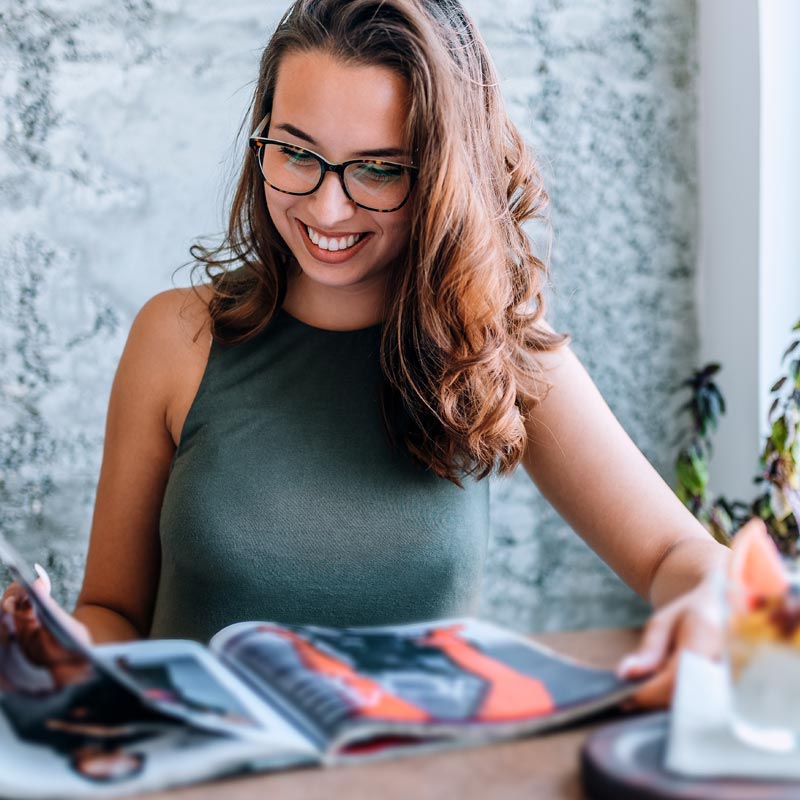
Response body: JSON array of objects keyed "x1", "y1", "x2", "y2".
[{"x1": 725, "y1": 559, "x2": 800, "y2": 752}]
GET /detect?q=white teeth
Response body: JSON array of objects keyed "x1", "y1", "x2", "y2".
[{"x1": 305, "y1": 225, "x2": 365, "y2": 252}]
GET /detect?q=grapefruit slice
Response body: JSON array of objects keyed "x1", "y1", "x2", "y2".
[{"x1": 729, "y1": 518, "x2": 789, "y2": 607}]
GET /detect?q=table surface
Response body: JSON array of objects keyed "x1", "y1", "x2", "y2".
[{"x1": 135, "y1": 627, "x2": 641, "y2": 800}]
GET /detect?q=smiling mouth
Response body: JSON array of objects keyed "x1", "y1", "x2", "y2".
[
  {"x1": 305, "y1": 223, "x2": 367, "y2": 252},
  {"x1": 296, "y1": 220, "x2": 373, "y2": 262}
]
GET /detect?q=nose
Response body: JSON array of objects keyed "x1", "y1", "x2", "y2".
[{"x1": 308, "y1": 170, "x2": 357, "y2": 225}]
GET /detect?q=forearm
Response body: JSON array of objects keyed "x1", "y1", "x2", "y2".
[
  {"x1": 647, "y1": 535, "x2": 730, "y2": 608},
  {"x1": 73, "y1": 602, "x2": 144, "y2": 643}
]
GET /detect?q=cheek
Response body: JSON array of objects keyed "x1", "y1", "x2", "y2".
[
  {"x1": 382, "y1": 212, "x2": 412, "y2": 252},
  {"x1": 264, "y1": 189, "x2": 295, "y2": 233}
]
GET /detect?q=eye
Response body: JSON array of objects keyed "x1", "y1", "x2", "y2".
[
  {"x1": 352, "y1": 163, "x2": 405, "y2": 183},
  {"x1": 278, "y1": 145, "x2": 317, "y2": 166}
]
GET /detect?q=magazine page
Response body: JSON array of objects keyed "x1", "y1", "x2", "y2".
[
  {"x1": 0, "y1": 532, "x2": 310, "y2": 741},
  {"x1": 96, "y1": 638, "x2": 320, "y2": 756},
  {"x1": 0, "y1": 706, "x2": 302, "y2": 800},
  {"x1": 210, "y1": 617, "x2": 639, "y2": 757},
  {"x1": 0, "y1": 533, "x2": 171, "y2": 713},
  {"x1": 0, "y1": 537, "x2": 319, "y2": 798},
  {"x1": 0, "y1": 552, "x2": 211, "y2": 797}
]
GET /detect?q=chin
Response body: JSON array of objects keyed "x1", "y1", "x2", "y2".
[{"x1": 298, "y1": 259, "x2": 387, "y2": 290}]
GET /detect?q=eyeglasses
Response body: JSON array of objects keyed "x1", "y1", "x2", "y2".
[{"x1": 248, "y1": 116, "x2": 418, "y2": 213}]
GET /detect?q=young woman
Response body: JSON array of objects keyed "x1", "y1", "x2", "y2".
[{"x1": 4, "y1": 0, "x2": 731, "y2": 708}]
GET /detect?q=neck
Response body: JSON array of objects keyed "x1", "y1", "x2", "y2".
[{"x1": 282, "y1": 273, "x2": 386, "y2": 331}]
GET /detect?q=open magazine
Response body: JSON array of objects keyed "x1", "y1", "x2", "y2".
[{"x1": 0, "y1": 533, "x2": 641, "y2": 799}]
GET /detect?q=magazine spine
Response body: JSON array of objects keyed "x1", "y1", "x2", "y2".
[{"x1": 217, "y1": 652, "x2": 328, "y2": 752}]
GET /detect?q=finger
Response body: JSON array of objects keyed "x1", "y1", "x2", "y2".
[
  {"x1": 3, "y1": 572, "x2": 49, "y2": 609},
  {"x1": 628, "y1": 654, "x2": 679, "y2": 709},
  {"x1": 628, "y1": 608, "x2": 723, "y2": 708},
  {"x1": 33, "y1": 563, "x2": 52, "y2": 595},
  {"x1": 738, "y1": 516, "x2": 767, "y2": 538},
  {"x1": 1, "y1": 580, "x2": 28, "y2": 601},
  {"x1": 1, "y1": 583, "x2": 28, "y2": 613},
  {"x1": 3, "y1": 576, "x2": 48, "y2": 613},
  {"x1": 4, "y1": 578, "x2": 92, "y2": 647},
  {"x1": 616, "y1": 610, "x2": 678, "y2": 678},
  {"x1": 678, "y1": 609, "x2": 724, "y2": 661}
]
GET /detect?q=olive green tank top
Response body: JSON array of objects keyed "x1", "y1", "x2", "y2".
[{"x1": 149, "y1": 308, "x2": 490, "y2": 643}]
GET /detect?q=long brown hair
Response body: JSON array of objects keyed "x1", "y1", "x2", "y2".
[{"x1": 189, "y1": 0, "x2": 570, "y2": 485}]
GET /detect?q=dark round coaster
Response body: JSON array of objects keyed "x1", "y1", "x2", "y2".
[{"x1": 581, "y1": 712, "x2": 800, "y2": 800}]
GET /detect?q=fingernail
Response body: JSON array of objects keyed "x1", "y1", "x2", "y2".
[
  {"x1": 33, "y1": 563, "x2": 51, "y2": 593},
  {"x1": 616, "y1": 652, "x2": 658, "y2": 678}
]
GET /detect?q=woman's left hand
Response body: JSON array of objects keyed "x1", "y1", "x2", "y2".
[{"x1": 615, "y1": 570, "x2": 724, "y2": 708}]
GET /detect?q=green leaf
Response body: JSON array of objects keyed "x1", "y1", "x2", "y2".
[
  {"x1": 676, "y1": 451, "x2": 707, "y2": 496},
  {"x1": 701, "y1": 363, "x2": 722, "y2": 379},
  {"x1": 707, "y1": 390, "x2": 723, "y2": 426},
  {"x1": 792, "y1": 319, "x2": 800, "y2": 332},
  {"x1": 708, "y1": 503, "x2": 734, "y2": 544},
  {"x1": 710, "y1": 385, "x2": 726, "y2": 416},
  {"x1": 771, "y1": 376, "x2": 788, "y2": 393},
  {"x1": 756, "y1": 493, "x2": 772, "y2": 519},
  {"x1": 783, "y1": 340, "x2": 800, "y2": 361},
  {"x1": 690, "y1": 446, "x2": 710, "y2": 479},
  {"x1": 772, "y1": 417, "x2": 789, "y2": 452}
]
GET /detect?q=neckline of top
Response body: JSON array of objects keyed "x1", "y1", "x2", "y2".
[{"x1": 278, "y1": 307, "x2": 383, "y2": 334}]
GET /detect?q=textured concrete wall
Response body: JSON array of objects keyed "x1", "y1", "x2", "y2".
[
  {"x1": 474, "y1": 0, "x2": 698, "y2": 631},
  {"x1": 0, "y1": 0, "x2": 697, "y2": 633}
]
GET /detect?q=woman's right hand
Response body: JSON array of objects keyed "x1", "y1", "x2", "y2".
[{"x1": 1, "y1": 565, "x2": 95, "y2": 688}]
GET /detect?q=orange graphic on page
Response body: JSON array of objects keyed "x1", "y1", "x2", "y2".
[
  {"x1": 258, "y1": 626, "x2": 429, "y2": 722},
  {"x1": 419, "y1": 625, "x2": 554, "y2": 721}
]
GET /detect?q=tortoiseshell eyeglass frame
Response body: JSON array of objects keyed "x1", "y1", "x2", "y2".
[{"x1": 248, "y1": 115, "x2": 418, "y2": 213}]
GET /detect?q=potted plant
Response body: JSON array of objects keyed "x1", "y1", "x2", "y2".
[{"x1": 674, "y1": 320, "x2": 800, "y2": 555}]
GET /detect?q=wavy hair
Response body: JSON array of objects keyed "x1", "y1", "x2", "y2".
[{"x1": 188, "y1": 0, "x2": 570, "y2": 485}]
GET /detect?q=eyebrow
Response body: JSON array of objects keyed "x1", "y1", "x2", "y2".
[{"x1": 273, "y1": 122, "x2": 410, "y2": 159}]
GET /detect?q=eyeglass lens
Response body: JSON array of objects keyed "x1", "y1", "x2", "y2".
[{"x1": 258, "y1": 143, "x2": 412, "y2": 210}]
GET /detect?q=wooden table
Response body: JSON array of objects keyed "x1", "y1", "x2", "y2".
[{"x1": 137, "y1": 627, "x2": 640, "y2": 800}]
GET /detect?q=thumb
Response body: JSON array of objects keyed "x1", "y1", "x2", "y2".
[
  {"x1": 33, "y1": 563, "x2": 52, "y2": 596},
  {"x1": 30, "y1": 566, "x2": 92, "y2": 647},
  {"x1": 616, "y1": 611, "x2": 675, "y2": 679}
]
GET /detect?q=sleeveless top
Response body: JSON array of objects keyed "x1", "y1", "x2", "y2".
[{"x1": 149, "y1": 308, "x2": 491, "y2": 643}]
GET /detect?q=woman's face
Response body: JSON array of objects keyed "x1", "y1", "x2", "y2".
[{"x1": 264, "y1": 49, "x2": 414, "y2": 298}]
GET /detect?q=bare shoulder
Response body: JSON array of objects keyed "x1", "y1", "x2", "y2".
[
  {"x1": 75, "y1": 284, "x2": 215, "y2": 636},
  {"x1": 133, "y1": 283, "x2": 213, "y2": 348},
  {"x1": 128, "y1": 284, "x2": 215, "y2": 447}
]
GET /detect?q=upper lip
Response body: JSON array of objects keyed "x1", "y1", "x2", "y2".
[{"x1": 299, "y1": 220, "x2": 370, "y2": 238}]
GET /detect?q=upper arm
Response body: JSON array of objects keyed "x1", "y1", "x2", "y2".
[
  {"x1": 75, "y1": 287, "x2": 210, "y2": 636},
  {"x1": 521, "y1": 343, "x2": 713, "y2": 601}
]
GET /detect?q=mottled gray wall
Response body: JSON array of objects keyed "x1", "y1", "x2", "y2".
[
  {"x1": 474, "y1": 0, "x2": 698, "y2": 631},
  {"x1": 0, "y1": 0, "x2": 697, "y2": 634}
]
